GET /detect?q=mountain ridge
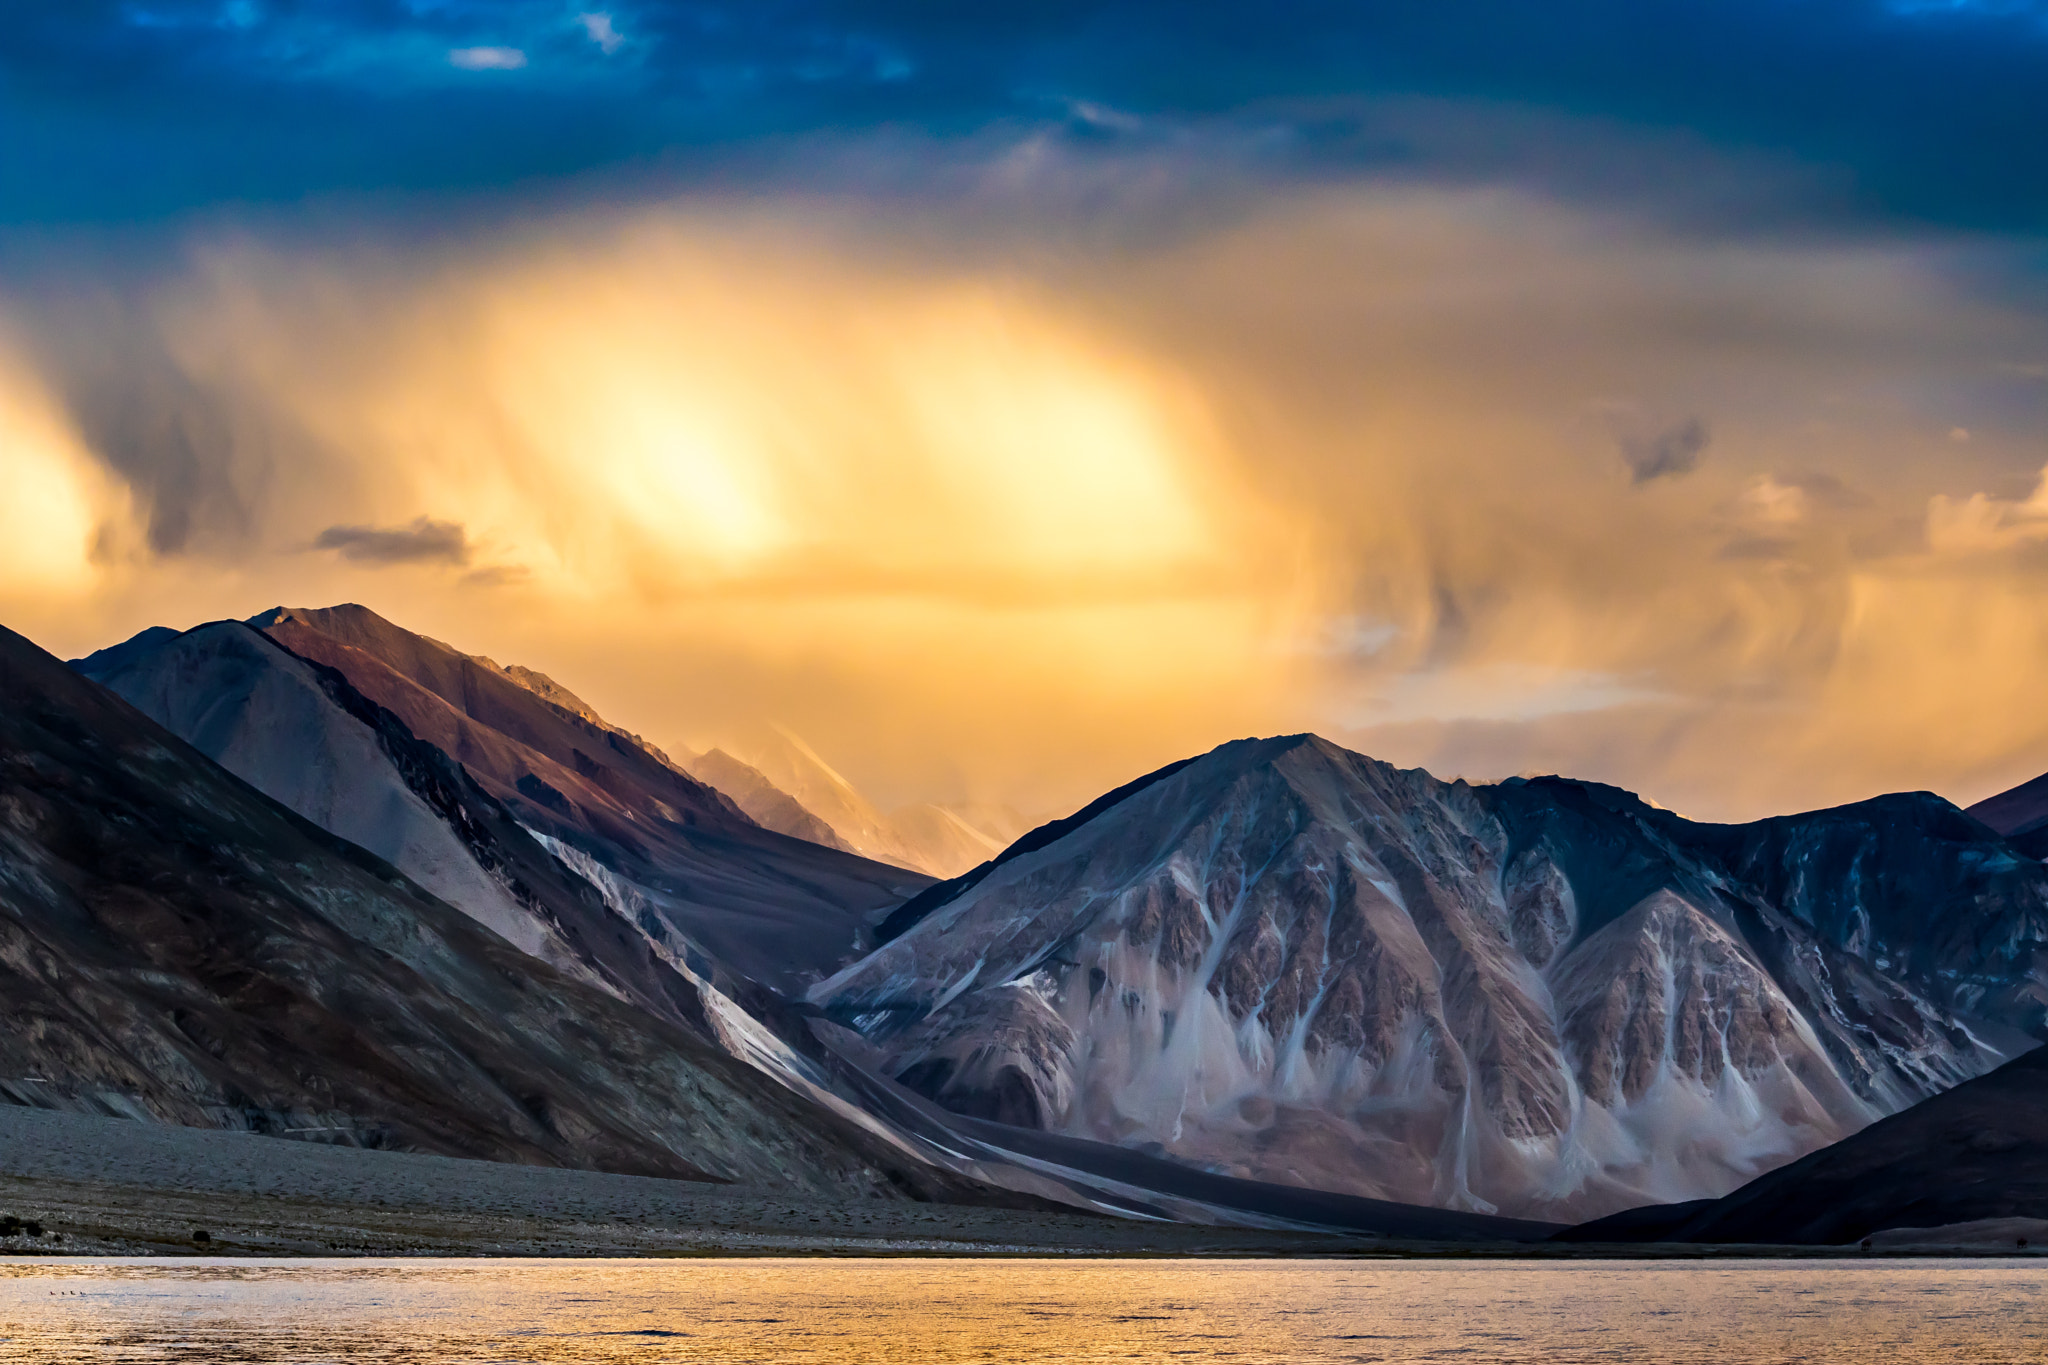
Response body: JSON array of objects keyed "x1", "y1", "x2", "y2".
[
  {"x1": 815, "y1": 733, "x2": 2040, "y2": 1220},
  {"x1": 236, "y1": 605, "x2": 928, "y2": 991},
  {"x1": 0, "y1": 619, "x2": 991, "y2": 1198},
  {"x1": 78, "y1": 618, "x2": 720, "y2": 1031},
  {"x1": 50, "y1": 608, "x2": 2048, "y2": 1236},
  {"x1": 1968, "y1": 768, "x2": 2048, "y2": 859}
]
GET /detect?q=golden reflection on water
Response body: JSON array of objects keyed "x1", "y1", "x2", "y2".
[{"x1": 0, "y1": 1257, "x2": 2042, "y2": 1363}]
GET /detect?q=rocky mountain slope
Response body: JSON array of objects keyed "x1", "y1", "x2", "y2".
[
  {"x1": 1612, "y1": 786, "x2": 2048, "y2": 1042},
  {"x1": 1560, "y1": 1042, "x2": 2048, "y2": 1245},
  {"x1": 54, "y1": 607, "x2": 2048, "y2": 1234},
  {"x1": 815, "y1": 735, "x2": 2048, "y2": 1221},
  {"x1": 77, "y1": 620, "x2": 711, "y2": 1030},
  {"x1": 21, "y1": 620, "x2": 1573, "y2": 1241},
  {"x1": 0, "y1": 621, "x2": 986, "y2": 1197},
  {"x1": 224, "y1": 606, "x2": 928, "y2": 990}
]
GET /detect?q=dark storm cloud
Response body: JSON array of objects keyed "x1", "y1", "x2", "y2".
[
  {"x1": 1620, "y1": 417, "x2": 1710, "y2": 484},
  {"x1": 314, "y1": 518, "x2": 472, "y2": 565},
  {"x1": 3, "y1": 2, "x2": 2048, "y2": 232}
]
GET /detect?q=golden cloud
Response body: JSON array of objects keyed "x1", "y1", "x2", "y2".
[{"x1": 4, "y1": 180, "x2": 2047, "y2": 817}]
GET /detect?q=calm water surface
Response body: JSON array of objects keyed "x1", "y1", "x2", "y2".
[{"x1": 0, "y1": 1257, "x2": 2040, "y2": 1363}]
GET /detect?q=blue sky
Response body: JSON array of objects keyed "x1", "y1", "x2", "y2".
[{"x1": 5, "y1": 1, "x2": 2046, "y2": 231}]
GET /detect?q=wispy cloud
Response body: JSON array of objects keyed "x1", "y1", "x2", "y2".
[
  {"x1": 1926, "y1": 465, "x2": 2048, "y2": 555},
  {"x1": 1619, "y1": 416, "x2": 1710, "y2": 484},
  {"x1": 313, "y1": 518, "x2": 471, "y2": 565},
  {"x1": 578, "y1": 12, "x2": 623, "y2": 55},
  {"x1": 448, "y1": 46, "x2": 526, "y2": 71}
]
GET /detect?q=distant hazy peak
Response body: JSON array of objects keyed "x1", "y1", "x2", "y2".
[
  {"x1": 697, "y1": 724, "x2": 1025, "y2": 878},
  {"x1": 769, "y1": 723, "x2": 861, "y2": 790},
  {"x1": 937, "y1": 800, "x2": 1039, "y2": 846},
  {"x1": 687, "y1": 747, "x2": 856, "y2": 854},
  {"x1": 721, "y1": 725, "x2": 904, "y2": 858}
]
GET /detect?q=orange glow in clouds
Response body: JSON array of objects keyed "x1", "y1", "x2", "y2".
[
  {"x1": 0, "y1": 347, "x2": 129, "y2": 601},
  {"x1": 5, "y1": 188, "x2": 2048, "y2": 817}
]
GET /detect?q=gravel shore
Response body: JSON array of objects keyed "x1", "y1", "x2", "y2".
[
  {"x1": 0, "y1": 1107, "x2": 1376, "y2": 1257},
  {"x1": 10, "y1": 1108, "x2": 2028, "y2": 1259}
]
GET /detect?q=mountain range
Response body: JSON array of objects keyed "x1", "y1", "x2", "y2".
[
  {"x1": 814, "y1": 735, "x2": 2046, "y2": 1219},
  {"x1": 46, "y1": 606, "x2": 1558, "y2": 1240},
  {"x1": 0, "y1": 620, "x2": 974, "y2": 1197},
  {"x1": 20, "y1": 601, "x2": 2048, "y2": 1241}
]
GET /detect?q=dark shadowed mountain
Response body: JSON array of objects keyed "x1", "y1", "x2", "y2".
[
  {"x1": 815, "y1": 735, "x2": 2048, "y2": 1221},
  {"x1": 1968, "y1": 771, "x2": 2048, "y2": 860},
  {"x1": 1559, "y1": 1043, "x2": 2048, "y2": 1245},
  {"x1": 0, "y1": 620, "x2": 990, "y2": 1198},
  {"x1": 1597, "y1": 785, "x2": 2048, "y2": 1040}
]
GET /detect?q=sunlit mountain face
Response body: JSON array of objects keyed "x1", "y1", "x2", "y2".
[{"x1": 6, "y1": 1, "x2": 2048, "y2": 826}]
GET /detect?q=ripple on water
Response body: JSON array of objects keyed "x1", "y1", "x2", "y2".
[{"x1": 0, "y1": 1257, "x2": 2041, "y2": 1363}]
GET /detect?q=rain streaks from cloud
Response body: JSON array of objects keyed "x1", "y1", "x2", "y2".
[{"x1": 1, "y1": 172, "x2": 2046, "y2": 818}]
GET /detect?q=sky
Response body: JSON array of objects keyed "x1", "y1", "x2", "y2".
[{"x1": 4, "y1": 1, "x2": 2048, "y2": 821}]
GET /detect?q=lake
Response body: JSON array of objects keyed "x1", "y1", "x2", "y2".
[{"x1": 0, "y1": 1257, "x2": 2041, "y2": 1362}]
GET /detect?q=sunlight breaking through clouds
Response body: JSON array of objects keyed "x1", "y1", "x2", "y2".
[{"x1": 6, "y1": 175, "x2": 2048, "y2": 816}]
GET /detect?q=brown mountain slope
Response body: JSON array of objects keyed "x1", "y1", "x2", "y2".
[
  {"x1": 247, "y1": 606, "x2": 928, "y2": 988},
  {"x1": 78, "y1": 619, "x2": 715, "y2": 1034},
  {"x1": 249, "y1": 605, "x2": 753, "y2": 838}
]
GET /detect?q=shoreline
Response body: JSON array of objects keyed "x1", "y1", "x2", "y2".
[
  {"x1": 0, "y1": 1176, "x2": 2037, "y2": 1262},
  {"x1": 0, "y1": 1108, "x2": 2038, "y2": 1262}
]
